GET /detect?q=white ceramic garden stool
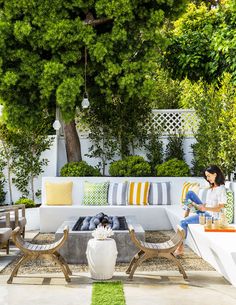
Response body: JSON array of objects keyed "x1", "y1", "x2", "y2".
[{"x1": 86, "y1": 238, "x2": 118, "y2": 280}]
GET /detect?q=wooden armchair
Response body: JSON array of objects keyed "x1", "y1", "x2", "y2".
[
  {"x1": 0, "y1": 211, "x2": 12, "y2": 254},
  {"x1": 7, "y1": 225, "x2": 72, "y2": 283},
  {"x1": 126, "y1": 225, "x2": 188, "y2": 280},
  {"x1": 0, "y1": 205, "x2": 26, "y2": 238}
]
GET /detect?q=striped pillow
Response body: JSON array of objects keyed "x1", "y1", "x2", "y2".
[
  {"x1": 108, "y1": 182, "x2": 128, "y2": 205},
  {"x1": 148, "y1": 182, "x2": 171, "y2": 205},
  {"x1": 181, "y1": 182, "x2": 200, "y2": 204},
  {"x1": 128, "y1": 182, "x2": 150, "y2": 205}
]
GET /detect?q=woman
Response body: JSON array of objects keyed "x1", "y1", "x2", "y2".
[{"x1": 175, "y1": 165, "x2": 227, "y2": 256}]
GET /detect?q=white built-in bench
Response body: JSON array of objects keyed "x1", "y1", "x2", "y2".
[{"x1": 40, "y1": 176, "x2": 207, "y2": 232}]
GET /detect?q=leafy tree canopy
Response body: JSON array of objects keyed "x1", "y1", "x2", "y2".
[
  {"x1": 0, "y1": 0, "x2": 188, "y2": 132},
  {"x1": 165, "y1": 0, "x2": 236, "y2": 82}
]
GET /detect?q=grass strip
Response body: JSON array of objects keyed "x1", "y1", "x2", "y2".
[{"x1": 91, "y1": 281, "x2": 126, "y2": 305}]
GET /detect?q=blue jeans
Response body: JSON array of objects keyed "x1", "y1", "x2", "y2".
[{"x1": 180, "y1": 191, "x2": 211, "y2": 237}]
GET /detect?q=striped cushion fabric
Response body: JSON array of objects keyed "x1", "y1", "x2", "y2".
[
  {"x1": 108, "y1": 182, "x2": 128, "y2": 205},
  {"x1": 181, "y1": 182, "x2": 200, "y2": 204},
  {"x1": 148, "y1": 182, "x2": 171, "y2": 205},
  {"x1": 128, "y1": 182, "x2": 150, "y2": 205}
]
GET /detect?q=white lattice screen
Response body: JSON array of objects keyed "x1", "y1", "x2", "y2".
[
  {"x1": 149, "y1": 109, "x2": 199, "y2": 136},
  {"x1": 76, "y1": 109, "x2": 199, "y2": 138}
]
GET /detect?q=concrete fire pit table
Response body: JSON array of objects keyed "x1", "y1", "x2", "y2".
[{"x1": 55, "y1": 216, "x2": 145, "y2": 264}]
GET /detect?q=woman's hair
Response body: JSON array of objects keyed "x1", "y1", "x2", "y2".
[{"x1": 202, "y1": 165, "x2": 225, "y2": 186}]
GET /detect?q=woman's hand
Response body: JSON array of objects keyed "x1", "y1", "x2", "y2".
[{"x1": 192, "y1": 203, "x2": 206, "y2": 212}]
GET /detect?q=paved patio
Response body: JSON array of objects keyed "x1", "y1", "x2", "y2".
[
  {"x1": 1, "y1": 231, "x2": 236, "y2": 304},
  {"x1": 0, "y1": 271, "x2": 236, "y2": 305}
]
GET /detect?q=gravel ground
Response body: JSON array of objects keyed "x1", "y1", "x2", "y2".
[{"x1": 0, "y1": 230, "x2": 214, "y2": 275}]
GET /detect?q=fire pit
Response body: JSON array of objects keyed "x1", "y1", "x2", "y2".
[{"x1": 55, "y1": 215, "x2": 145, "y2": 263}]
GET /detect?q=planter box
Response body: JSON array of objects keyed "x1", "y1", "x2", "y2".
[{"x1": 25, "y1": 207, "x2": 40, "y2": 231}]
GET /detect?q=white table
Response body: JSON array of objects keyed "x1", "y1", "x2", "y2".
[
  {"x1": 188, "y1": 224, "x2": 236, "y2": 286},
  {"x1": 86, "y1": 238, "x2": 118, "y2": 280}
]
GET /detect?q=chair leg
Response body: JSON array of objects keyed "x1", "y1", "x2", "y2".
[
  {"x1": 126, "y1": 250, "x2": 143, "y2": 274},
  {"x1": 51, "y1": 254, "x2": 71, "y2": 282},
  {"x1": 7, "y1": 255, "x2": 30, "y2": 284},
  {"x1": 128, "y1": 252, "x2": 148, "y2": 280},
  {"x1": 169, "y1": 253, "x2": 188, "y2": 280},
  {"x1": 6, "y1": 240, "x2": 10, "y2": 255},
  {"x1": 54, "y1": 252, "x2": 72, "y2": 275}
]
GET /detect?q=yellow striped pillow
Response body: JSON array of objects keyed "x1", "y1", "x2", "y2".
[
  {"x1": 181, "y1": 182, "x2": 200, "y2": 204},
  {"x1": 128, "y1": 182, "x2": 150, "y2": 205}
]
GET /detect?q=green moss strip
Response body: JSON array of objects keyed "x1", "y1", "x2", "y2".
[{"x1": 91, "y1": 281, "x2": 126, "y2": 305}]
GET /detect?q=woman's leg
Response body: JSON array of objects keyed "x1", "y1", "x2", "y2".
[
  {"x1": 185, "y1": 191, "x2": 203, "y2": 205},
  {"x1": 175, "y1": 214, "x2": 200, "y2": 256}
]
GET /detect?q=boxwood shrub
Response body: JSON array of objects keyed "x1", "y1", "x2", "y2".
[
  {"x1": 155, "y1": 158, "x2": 190, "y2": 177},
  {"x1": 60, "y1": 161, "x2": 101, "y2": 177},
  {"x1": 109, "y1": 156, "x2": 152, "y2": 177}
]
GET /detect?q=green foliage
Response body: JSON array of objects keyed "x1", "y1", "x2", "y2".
[
  {"x1": 109, "y1": 156, "x2": 152, "y2": 177},
  {"x1": 165, "y1": 132, "x2": 185, "y2": 161},
  {"x1": 0, "y1": 179, "x2": 5, "y2": 205},
  {"x1": 155, "y1": 158, "x2": 190, "y2": 177},
  {"x1": 0, "y1": 121, "x2": 53, "y2": 201},
  {"x1": 151, "y1": 69, "x2": 181, "y2": 109},
  {"x1": 185, "y1": 73, "x2": 236, "y2": 177},
  {"x1": 14, "y1": 197, "x2": 36, "y2": 209},
  {"x1": 144, "y1": 130, "x2": 163, "y2": 175},
  {"x1": 60, "y1": 161, "x2": 101, "y2": 177},
  {"x1": 166, "y1": 1, "x2": 236, "y2": 82}
]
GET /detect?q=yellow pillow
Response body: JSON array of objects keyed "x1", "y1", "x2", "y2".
[
  {"x1": 128, "y1": 182, "x2": 150, "y2": 205},
  {"x1": 45, "y1": 181, "x2": 73, "y2": 205},
  {"x1": 181, "y1": 182, "x2": 200, "y2": 204}
]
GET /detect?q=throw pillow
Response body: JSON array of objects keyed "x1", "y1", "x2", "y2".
[
  {"x1": 82, "y1": 181, "x2": 109, "y2": 206},
  {"x1": 108, "y1": 182, "x2": 128, "y2": 205},
  {"x1": 45, "y1": 181, "x2": 73, "y2": 205},
  {"x1": 181, "y1": 182, "x2": 200, "y2": 204},
  {"x1": 148, "y1": 182, "x2": 171, "y2": 205},
  {"x1": 128, "y1": 182, "x2": 150, "y2": 205},
  {"x1": 225, "y1": 190, "x2": 234, "y2": 224}
]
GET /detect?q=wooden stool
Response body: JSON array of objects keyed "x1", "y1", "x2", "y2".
[
  {"x1": 126, "y1": 224, "x2": 188, "y2": 280},
  {"x1": 7, "y1": 226, "x2": 72, "y2": 284}
]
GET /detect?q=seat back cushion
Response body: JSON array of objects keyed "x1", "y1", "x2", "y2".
[
  {"x1": 128, "y1": 182, "x2": 150, "y2": 205},
  {"x1": 108, "y1": 182, "x2": 128, "y2": 205},
  {"x1": 45, "y1": 181, "x2": 73, "y2": 205},
  {"x1": 82, "y1": 181, "x2": 109, "y2": 205},
  {"x1": 148, "y1": 182, "x2": 171, "y2": 205}
]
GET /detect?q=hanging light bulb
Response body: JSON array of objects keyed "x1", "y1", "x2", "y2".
[
  {"x1": 53, "y1": 107, "x2": 61, "y2": 131},
  {"x1": 82, "y1": 93, "x2": 90, "y2": 109},
  {"x1": 82, "y1": 47, "x2": 90, "y2": 109},
  {"x1": 53, "y1": 119, "x2": 61, "y2": 131}
]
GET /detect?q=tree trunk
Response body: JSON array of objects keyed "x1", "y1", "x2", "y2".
[{"x1": 64, "y1": 120, "x2": 82, "y2": 162}]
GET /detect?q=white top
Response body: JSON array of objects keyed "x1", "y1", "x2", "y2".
[{"x1": 205, "y1": 185, "x2": 227, "y2": 217}]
